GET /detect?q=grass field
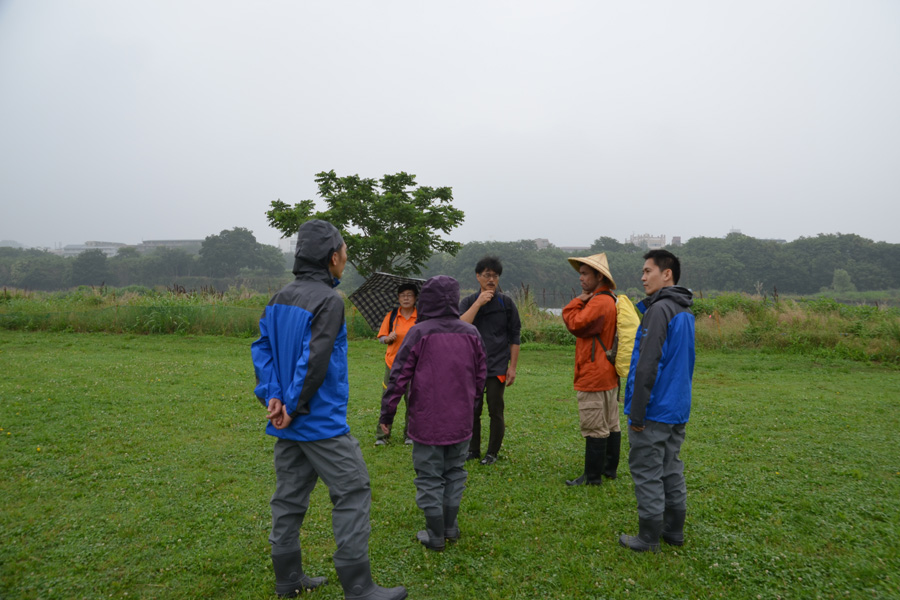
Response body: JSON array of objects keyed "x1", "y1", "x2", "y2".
[{"x1": 1, "y1": 332, "x2": 899, "y2": 599}]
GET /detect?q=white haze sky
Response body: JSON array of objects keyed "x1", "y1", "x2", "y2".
[{"x1": 1, "y1": 0, "x2": 899, "y2": 250}]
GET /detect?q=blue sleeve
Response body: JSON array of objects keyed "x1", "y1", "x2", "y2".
[{"x1": 251, "y1": 310, "x2": 282, "y2": 406}]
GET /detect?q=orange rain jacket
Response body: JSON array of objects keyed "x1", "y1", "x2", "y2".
[{"x1": 562, "y1": 286, "x2": 619, "y2": 392}]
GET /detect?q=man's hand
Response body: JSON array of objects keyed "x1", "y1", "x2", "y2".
[
  {"x1": 475, "y1": 289, "x2": 495, "y2": 307},
  {"x1": 577, "y1": 292, "x2": 593, "y2": 303},
  {"x1": 505, "y1": 366, "x2": 517, "y2": 387},
  {"x1": 380, "y1": 423, "x2": 391, "y2": 435},
  {"x1": 272, "y1": 404, "x2": 294, "y2": 430},
  {"x1": 266, "y1": 398, "x2": 283, "y2": 421},
  {"x1": 266, "y1": 398, "x2": 294, "y2": 430}
]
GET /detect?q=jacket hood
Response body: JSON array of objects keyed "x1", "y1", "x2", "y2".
[
  {"x1": 416, "y1": 275, "x2": 461, "y2": 322},
  {"x1": 648, "y1": 285, "x2": 693, "y2": 308},
  {"x1": 292, "y1": 220, "x2": 345, "y2": 282}
]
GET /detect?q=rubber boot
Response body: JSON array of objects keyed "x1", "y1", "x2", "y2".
[
  {"x1": 416, "y1": 512, "x2": 445, "y2": 551},
  {"x1": 444, "y1": 505, "x2": 461, "y2": 542},
  {"x1": 335, "y1": 560, "x2": 407, "y2": 600},
  {"x1": 618, "y1": 515, "x2": 663, "y2": 553},
  {"x1": 272, "y1": 550, "x2": 327, "y2": 597},
  {"x1": 603, "y1": 431, "x2": 621, "y2": 479},
  {"x1": 662, "y1": 506, "x2": 686, "y2": 546},
  {"x1": 567, "y1": 437, "x2": 606, "y2": 486}
]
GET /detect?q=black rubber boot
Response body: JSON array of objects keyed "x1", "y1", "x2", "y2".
[
  {"x1": 334, "y1": 560, "x2": 407, "y2": 600},
  {"x1": 566, "y1": 437, "x2": 606, "y2": 486},
  {"x1": 662, "y1": 506, "x2": 686, "y2": 546},
  {"x1": 272, "y1": 550, "x2": 327, "y2": 597},
  {"x1": 443, "y1": 505, "x2": 460, "y2": 542},
  {"x1": 585, "y1": 436, "x2": 607, "y2": 484},
  {"x1": 415, "y1": 512, "x2": 446, "y2": 551},
  {"x1": 618, "y1": 515, "x2": 663, "y2": 553},
  {"x1": 603, "y1": 431, "x2": 621, "y2": 479}
]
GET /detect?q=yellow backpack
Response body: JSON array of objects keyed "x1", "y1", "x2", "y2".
[{"x1": 595, "y1": 291, "x2": 642, "y2": 378}]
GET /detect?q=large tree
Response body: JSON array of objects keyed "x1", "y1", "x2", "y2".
[
  {"x1": 70, "y1": 249, "x2": 109, "y2": 287},
  {"x1": 199, "y1": 227, "x2": 284, "y2": 278},
  {"x1": 266, "y1": 170, "x2": 465, "y2": 277}
]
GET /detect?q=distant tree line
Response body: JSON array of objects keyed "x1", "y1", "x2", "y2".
[
  {"x1": 0, "y1": 228, "x2": 287, "y2": 291},
  {"x1": 415, "y1": 233, "x2": 900, "y2": 304},
  {"x1": 3, "y1": 230, "x2": 898, "y2": 300}
]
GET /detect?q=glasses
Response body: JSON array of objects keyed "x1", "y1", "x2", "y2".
[
  {"x1": 478, "y1": 272, "x2": 499, "y2": 280},
  {"x1": 398, "y1": 293, "x2": 416, "y2": 299}
]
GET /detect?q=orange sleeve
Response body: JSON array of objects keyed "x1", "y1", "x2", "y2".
[{"x1": 377, "y1": 311, "x2": 393, "y2": 338}]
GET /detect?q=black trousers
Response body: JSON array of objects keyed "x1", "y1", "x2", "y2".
[{"x1": 470, "y1": 376, "x2": 505, "y2": 456}]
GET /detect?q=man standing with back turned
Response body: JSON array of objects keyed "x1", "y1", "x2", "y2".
[
  {"x1": 619, "y1": 249, "x2": 695, "y2": 553},
  {"x1": 251, "y1": 219, "x2": 407, "y2": 599},
  {"x1": 459, "y1": 256, "x2": 521, "y2": 466}
]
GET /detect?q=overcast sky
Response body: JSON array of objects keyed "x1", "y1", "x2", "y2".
[{"x1": 2, "y1": 0, "x2": 899, "y2": 250}]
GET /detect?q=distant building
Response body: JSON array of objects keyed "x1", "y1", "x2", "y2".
[
  {"x1": 278, "y1": 237, "x2": 297, "y2": 254},
  {"x1": 627, "y1": 233, "x2": 666, "y2": 249},
  {"x1": 532, "y1": 238, "x2": 589, "y2": 252},
  {"x1": 59, "y1": 241, "x2": 127, "y2": 257},
  {"x1": 671, "y1": 236, "x2": 682, "y2": 247},
  {"x1": 137, "y1": 240, "x2": 203, "y2": 254}
]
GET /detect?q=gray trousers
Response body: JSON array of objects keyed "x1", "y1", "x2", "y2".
[
  {"x1": 270, "y1": 434, "x2": 372, "y2": 567},
  {"x1": 627, "y1": 421, "x2": 687, "y2": 519},
  {"x1": 412, "y1": 440, "x2": 469, "y2": 516}
]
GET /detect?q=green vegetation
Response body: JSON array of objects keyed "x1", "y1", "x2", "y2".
[
  {"x1": 421, "y1": 232, "x2": 900, "y2": 299},
  {"x1": 1, "y1": 333, "x2": 898, "y2": 599},
  {"x1": 2, "y1": 287, "x2": 899, "y2": 364},
  {"x1": 4, "y1": 231, "x2": 900, "y2": 300},
  {"x1": 267, "y1": 170, "x2": 465, "y2": 277},
  {"x1": 0, "y1": 227, "x2": 287, "y2": 291}
]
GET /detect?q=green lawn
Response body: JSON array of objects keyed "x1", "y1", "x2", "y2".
[{"x1": 1, "y1": 332, "x2": 898, "y2": 600}]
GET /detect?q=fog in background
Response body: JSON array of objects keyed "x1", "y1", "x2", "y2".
[{"x1": 1, "y1": 0, "x2": 899, "y2": 249}]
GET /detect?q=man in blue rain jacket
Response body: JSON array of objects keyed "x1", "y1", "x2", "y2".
[
  {"x1": 252, "y1": 219, "x2": 406, "y2": 600},
  {"x1": 619, "y1": 249, "x2": 695, "y2": 553}
]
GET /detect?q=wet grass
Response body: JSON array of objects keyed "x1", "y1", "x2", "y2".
[{"x1": 1, "y1": 332, "x2": 898, "y2": 599}]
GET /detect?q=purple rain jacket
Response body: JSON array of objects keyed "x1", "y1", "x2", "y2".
[{"x1": 379, "y1": 275, "x2": 487, "y2": 446}]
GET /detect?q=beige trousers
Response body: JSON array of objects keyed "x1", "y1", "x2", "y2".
[{"x1": 576, "y1": 388, "x2": 621, "y2": 438}]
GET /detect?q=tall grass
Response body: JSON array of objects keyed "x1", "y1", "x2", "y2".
[
  {"x1": 3, "y1": 286, "x2": 899, "y2": 364},
  {"x1": 0, "y1": 286, "x2": 267, "y2": 336}
]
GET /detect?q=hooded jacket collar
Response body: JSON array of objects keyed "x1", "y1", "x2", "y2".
[
  {"x1": 416, "y1": 275, "x2": 461, "y2": 323},
  {"x1": 645, "y1": 285, "x2": 693, "y2": 308},
  {"x1": 292, "y1": 220, "x2": 345, "y2": 287}
]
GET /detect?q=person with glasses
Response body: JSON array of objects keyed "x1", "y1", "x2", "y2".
[
  {"x1": 374, "y1": 284, "x2": 418, "y2": 445},
  {"x1": 459, "y1": 256, "x2": 521, "y2": 465}
]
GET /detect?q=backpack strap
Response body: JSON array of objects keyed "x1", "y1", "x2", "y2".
[
  {"x1": 388, "y1": 307, "x2": 399, "y2": 332},
  {"x1": 589, "y1": 291, "x2": 617, "y2": 366}
]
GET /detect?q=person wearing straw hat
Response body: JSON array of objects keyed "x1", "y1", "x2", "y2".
[{"x1": 561, "y1": 253, "x2": 622, "y2": 486}]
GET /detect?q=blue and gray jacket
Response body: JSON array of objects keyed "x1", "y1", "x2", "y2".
[
  {"x1": 251, "y1": 219, "x2": 350, "y2": 441},
  {"x1": 624, "y1": 285, "x2": 695, "y2": 427}
]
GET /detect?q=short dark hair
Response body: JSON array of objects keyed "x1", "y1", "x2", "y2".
[
  {"x1": 643, "y1": 249, "x2": 681, "y2": 284},
  {"x1": 475, "y1": 256, "x2": 503, "y2": 276},
  {"x1": 397, "y1": 283, "x2": 418, "y2": 297}
]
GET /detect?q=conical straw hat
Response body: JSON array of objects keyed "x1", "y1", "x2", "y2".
[{"x1": 567, "y1": 253, "x2": 617, "y2": 290}]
